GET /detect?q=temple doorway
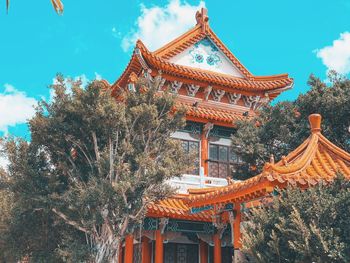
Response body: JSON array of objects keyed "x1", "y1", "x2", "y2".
[{"x1": 164, "y1": 243, "x2": 199, "y2": 263}]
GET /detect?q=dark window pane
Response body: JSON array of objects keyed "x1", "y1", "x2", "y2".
[
  {"x1": 219, "y1": 146, "x2": 228, "y2": 161},
  {"x1": 209, "y1": 144, "x2": 218, "y2": 160}
]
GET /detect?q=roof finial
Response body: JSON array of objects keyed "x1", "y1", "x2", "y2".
[
  {"x1": 195, "y1": 8, "x2": 209, "y2": 33},
  {"x1": 309, "y1": 114, "x2": 322, "y2": 133}
]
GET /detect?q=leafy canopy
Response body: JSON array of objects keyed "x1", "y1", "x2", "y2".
[
  {"x1": 242, "y1": 175, "x2": 350, "y2": 263},
  {"x1": 0, "y1": 74, "x2": 189, "y2": 262}
]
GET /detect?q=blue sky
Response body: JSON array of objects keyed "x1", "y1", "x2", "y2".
[{"x1": 0, "y1": 0, "x2": 350, "y2": 139}]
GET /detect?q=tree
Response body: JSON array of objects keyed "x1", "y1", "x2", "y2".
[
  {"x1": 231, "y1": 72, "x2": 350, "y2": 180},
  {"x1": 1, "y1": 74, "x2": 189, "y2": 262},
  {"x1": 6, "y1": 0, "x2": 63, "y2": 14},
  {"x1": 242, "y1": 175, "x2": 350, "y2": 263}
]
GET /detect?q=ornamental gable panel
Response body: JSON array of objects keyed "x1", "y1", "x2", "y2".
[{"x1": 169, "y1": 37, "x2": 245, "y2": 78}]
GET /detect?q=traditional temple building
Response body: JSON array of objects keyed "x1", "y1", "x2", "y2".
[{"x1": 110, "y1": 8, "x2": 350, "y2": 263}]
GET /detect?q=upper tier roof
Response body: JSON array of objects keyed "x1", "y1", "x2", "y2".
[
  {"x1": 112, "y1": 8, "x2": 293, "y2": 98},
  {"x1": 187, "y1": 114, "x2": 350, "y2": 207}
]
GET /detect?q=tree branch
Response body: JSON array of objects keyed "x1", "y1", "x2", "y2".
[{"x1": 52, "y1": 208, "x2": 90, "y2": 234}]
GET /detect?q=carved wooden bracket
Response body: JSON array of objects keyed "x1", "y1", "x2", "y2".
[
  {"x1": 227, "y1": 93, "x2": 242, "y2": 105},
  {"x1": 170, "y1": 81, "x2": 183, "y2": 94},
  {"x1": 204, "y1": 86, "x2": 212, "y2": 101},
  {"x1": 203, "y1": 122, "x2": 214, "y2": 138},
  {"x1": 187, "y1": 84, "x2": 200, "y2": 97},
  {"x1": 159, "y1": 218, "x2": 169, "y2": 234},
  {"x1": 211, "y1": 89, "x2": 225, "y2": 102}
]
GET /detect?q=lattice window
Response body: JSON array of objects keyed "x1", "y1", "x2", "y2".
[{"x1": 208, "y1": 144, "x2": 242, "y2": 178}]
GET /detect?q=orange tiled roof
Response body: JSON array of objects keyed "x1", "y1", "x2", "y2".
[
  {"x1": 112, "y1": 8, "x2": 293, "y2": 98},
  {"x1": 178, "y1": 99, "x2": 253, "y2": 125},
  {"x1": 113, "y1": 40, "x2": 293, "y2": 96},
  {"x1": 146, "y1": 196, "x2": 213, "y2": 222},
  {"x1": 187, "y1": 114, "x2": 350, "y2": 207}
]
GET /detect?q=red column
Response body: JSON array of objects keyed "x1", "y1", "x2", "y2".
[
  {"x1": 201, "y1": 132, "x2": 209, "y2": 176},
  {"x1": 199, "y1": 240, "x2": 208, "y2": 263},
  {"x1": 234, "y1": 205, "x2": 242, "y2": 249},
  {"x1": 213, "y1": 233, "x2": 221, "y2": 263},
  {"x1": 124, "y1": 234, "x2": 134, "y2": 263},
  {"x1": 155, "y1": 230, "x2": 164, "y2": 263},
  {"x1": 141, "y1": 236, "x2": 151, "y2": 263}
]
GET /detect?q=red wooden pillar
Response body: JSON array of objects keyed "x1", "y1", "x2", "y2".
[
  {"x1": 213, "y1": 233, "x2": 221, "y2": 263},
  {"x1": 124, "y1": 234, "x2": 134, "y2": 263},
  {"x1": 201, "y1": 132, "x2": 209, "y2": 176},
  {"x1": 199, "y1": 240, "x2": 208, "y2": 263},
  {"x1": 233, "y1": 205, "x2": 242, "y2": 249},
  {"x1": 155, "y1": 230, "x2": 164, "y2": 263},
  {"x1": 141, "y1": 236, "x2": 151, "y2": 263}
]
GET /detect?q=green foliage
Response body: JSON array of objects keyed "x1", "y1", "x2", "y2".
[
  {"x1": 232, "y1": 72, "x2": 350, "y2": 180},
  {"x1": 0, "y1": 74, "x2": 188, "y2": 262},
  {"x1": 242, "y1": 175, "x2": 350, "y2": 263}
]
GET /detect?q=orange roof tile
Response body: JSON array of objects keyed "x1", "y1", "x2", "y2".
[
  {"x1": 112, "y1": 8, "x2": 293, "y2": 98},
  {"x1": 179, "y1": 101, "x2": 252, "y2": 125},
  {"x1": 113, "y1": 40, "x2": 293, "y2": 95},
  {"x1": 187, "y1": 114, "x2": 350, "y2": 207},
  {"x1": 146, "y1": 196, "x2": 213, "y2": 222}
]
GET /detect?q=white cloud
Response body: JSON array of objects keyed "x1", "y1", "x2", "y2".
[
  {"x1": 121, "y1": 0, "x2": 205, "y2": 52},
  {"x1": 315, "y1": 32, "x2": 350, "y2": 75},
  {"x1": 0, "y1": 84, "x2": 37, "y2": 134}
]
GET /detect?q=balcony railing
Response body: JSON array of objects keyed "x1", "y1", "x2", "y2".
[{"x1": 167, "y1": 168, "x2": 231, "y2": 194}]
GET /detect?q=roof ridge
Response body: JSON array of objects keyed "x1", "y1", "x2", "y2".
[
  {"x1": 137, "y1": 40, "x2": 292, "y2": 86},
  {"x1": 264, "y1": 134, "x2": 320, "y2": 175},
  {"x1": 318, "y1": 134, "x2": 350, "y2": 162}
]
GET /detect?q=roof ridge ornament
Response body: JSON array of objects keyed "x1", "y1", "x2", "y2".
[
  {"x1": 195, "y1": 8, "x2": 209, "y2": 33},
  {"x1": 309, "y1": 114, "x2": 322, "y2": 134}
]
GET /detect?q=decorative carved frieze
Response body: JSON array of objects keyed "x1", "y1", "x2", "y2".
[
  {"x1": 204, "y1": 86, "x2": 212, "y2": 101},
  {"x1": 186, "y1": 84, "x2": 200, "y2": 97},
  {"x1": 211, "y1": 89, "x2": 225, "y2": 102},
  {"x1": 243, "y1": 95, "x2": 260, "y2": 108},
  {"x1": 254, "y1": 93, "x2": 270, "y2": 110},
  {"x1": 227, "y1": 93, "x2": 242, "y2": 105},
  {"x1": 143, "y1": 70, "x2": 166, "y2": 91},
  {"x1": 170, "y1": 81, "x2": 183, "y2": 94},
  {"x1": 243, "y1": 94, "x2": 270, "y2": 110}
]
